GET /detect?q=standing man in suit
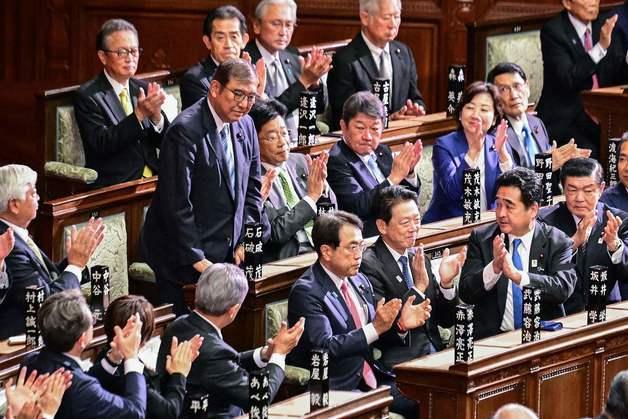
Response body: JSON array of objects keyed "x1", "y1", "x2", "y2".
[
  {"x1": 157, "y1": 264, "x2": 305, "y2": 418},
  {"x1": 602, "y1": 138, "x2": 628, "y2": 210},
  {"x1": 327, "y1": 0, "x2": 426, "y2": 130},
  {"x1": 244, "y1": 0, "x2": 331, "y2": 141},
  {"x1": 249, "y1": 99, "x2": 337, "y2": 261},
  {"x1": 460, "y1": 167, "x2": 577, "y2": 340},
  {"x1": 536, "y1": 1, "x2": 628, "y2": 160},
  {"x1": 360, "y1": 186, "x2": 466, "y2": 368},
  {"x1": 328, "y1": 91, "x2": 422, "y2": 237},
  {"x1": 288, "y1": 211, "x2": 431, "y2": 418},
  {"x1": 75, "y1": 19, "x2": 170, "y2": 188},
  {"x1": 141, "y1": 59, "x2": 266, "y2": 315},
  {"x1": 539, "y1": 158, "x2": 628, "y2": 311},
  {"x1": 180, "y1": 6, "x2": 249, "y2": 110},
  {"x1": 22, "y1": 289, "x2": 147, "y2": 419},
  {"x1": 0, "y1": 164, "x2": 104, "y2": 340}
]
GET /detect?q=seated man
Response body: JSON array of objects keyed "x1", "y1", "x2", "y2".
[
  {"x1": 539, "y1": 158, "x2": 628, "y2": 310},
  {"x1": 360, "y1": 186, "x2": 466, "y2": 368},
  {"x1": 156, "y1": 263, "x2": 304, "y2": 418},
  {"x1": 22, "y1": 289, "x2": 147, "y2": 419},
  {"x1": 327, "y1": 0, "x2": 426, "y2": 130},
  {"x1": 599, "y1": 370, "x2": 628, "y2": 419},
  {"x1": 180, "y1": 6, "x2": 249, "y2": 110},
  {"x1": 327, "y1": 91, "x2": 421, "y2": 237},
  {"x1": 288, "y1": 211, "x2": 431, "y2": 418},
  {"x1": 460, "y1": 167, "x2": 577, "y2": 340},
  {"x1": 601, "y1": 137, "x2": 628, "y2": 210},
  {"x1": 0, "y1": 164, "x2": 104, "y2": 340},
  {"x1": 249, "y1": 99, "x2": 336, "y2": 261},
  {"x1": 75, "y1": 19, "x2": 170, "y2": 188}
]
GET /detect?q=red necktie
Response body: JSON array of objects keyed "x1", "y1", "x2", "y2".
[
  {"x1": 583, "y1": 29, "x2": 600, "y2": 89},
  {"x1": 340, "y1": 280, "x2": 377, "y2": 389}
]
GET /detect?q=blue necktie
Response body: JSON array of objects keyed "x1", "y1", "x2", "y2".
[
  {"x1": 522, "y1": 125, "x2": 538, "y2": 167},
  {"x1": 511, "y1": 238, "x2": 524, "y2": 329},
  {"x1": 220, "y1": 125, "x2": 236, "y2": 192},
  {"x1": 398, "y1": 255, "x2": 414, "y2": 290},
  {"x1": 366, "y1": 155, "x2": 386, "y2": 183}
]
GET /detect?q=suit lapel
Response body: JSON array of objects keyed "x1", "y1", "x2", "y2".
[
  {"x1": 230, "y1": 122, "x2": 247, "y2": 202},
  {"x1": 314, "y1": 263, "x2": 356, "y2": 330},
  {"x1": 340, "y1": 142, "x2": 379, "y2": 188},
  {"x1": 99, "y1": 73, "x2": 127, "y2": 124},
  {"x1": 374, "y1": 238, "x2": 409, "y2": 295},
  {"x1": 389, "y1": 44, "x2": 404, "y2": 110},
  {"x1": 279, "y1": 50, "x2": 298, "y2": 85},
  {"x1": 484, "y1": 137, "x2": 499, "y2": 202},
  {"x1": 202, "y1": 101, "x2": 235, "y2": 202},
  {"x1": 261, "y1": 166, "x2": 284, "y2": 209},
  {"x1": 375, "y1": 145, "x2": 392, "y2": 178},
  {"x1": 529, "y1": 222, "x2": 549, "y2": 274},
  {"x1": 506, "y1": 125, "x2": 526, "y2": 165},
  {"x1": 13, "y1": 234, "x2": 51, "y2": 279},
  {"x1": 285, "y1": 158, "x2": 307, "y2": 199},
  {"x1": 562, "y1": 12, "x2": 588, "y2": 59},
  {"x1": 347, "y1": 275, "x2": 374, "y2": 321},
  {"x1": 527, "y1": 115, "x2": 548, "y2": 152},
  {"x1": 354, "y1": 35, "x2": 380, "y2": 82}
]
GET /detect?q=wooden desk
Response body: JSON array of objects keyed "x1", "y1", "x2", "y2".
[
  {"x1": 394, "y1": 303, "x2": 628, "y2": 419},
  {"x1": 237, "y1": 387, "x2": 393, "y2": 419}
]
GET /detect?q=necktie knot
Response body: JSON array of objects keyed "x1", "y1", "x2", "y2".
[{"x1": 398, "y1": 255, "x2": 408, "y2": 265}]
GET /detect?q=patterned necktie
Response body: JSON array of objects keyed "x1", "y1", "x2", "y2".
[
  {"x1": 583, "y1": 29, "x2": 600, "y2": 89},
  {"x1": 521, "y1": 125, "x2": 538, "y2": 167},
  {"x1": 119, "y1": 88, "x2": 133, "y2": 116},
  {"x1": 366, "y1": 155, "x2": 386, "y2": 184},
  {"x1": 25, "y1": 235, "x2": 49, "y2": 275},
  {"x1": 220, "y1": 125, "x2": 236, "y2": 192},
  {"x1": 378, "y1": 50, "x2": 392, "y2": 107},
  {"x1": 270, "y1": 60, "x2": 297, "y2": 141},
  {"x1": 340, "y1": 280, "x2": 377, "y2": 389},
  {"x1": 277, "y1": 169, "x2": 313, "y2": 244},
  {"x1": 511, "y1": 238, "x2": 524, "y2": 329},
  {"x1": 398, "y1": 255, "x2": 414, "y2": 290}
]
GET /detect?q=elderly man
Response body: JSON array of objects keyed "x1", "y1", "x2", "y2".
[
  {"x1": 75, "y1": 19, "x2": 171, "y2": 188},
  {"x1": 327, "y1": 0, "x2": 426, "y2": 130},
  {"x1": 493, "y1": 404, "x2": 539, "y2": 419},
  {"x1": 327, "y1": 91, "x2": 422, "y2": 237},
  {"x1": 460, "y1": 167, "x2": 577, "y2": 339},
  {"x1": 0, "y1": 164, "x2": 104, "y2": 340},
  {"x1": 157, "y1": 264, "x2": 304, "y2": 418},
  {"x1": 539, "y1": 158, "x2": 628, "y2": 310},
  {"x1": 244, "y1": 0, "x2": 331, "y2": 140},
  {"x1": 599, "y1": 370, "x2": 628, "y2": 419},
  {"x1": 180, "y1": 6, "x2": 250, "y2": 110},
  {"x1": 601, "y1": 138, "x2": 628, "y2": 210}
]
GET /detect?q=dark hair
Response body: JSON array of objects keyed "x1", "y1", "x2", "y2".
[
  {"x1": 606, "y1": 370, "x2": 628, "y2": 419},
  {"x1": 38, "y1": 290, "x2": 92, "y2": 353},
  {"x1": 454, "y1": 81, "x2": 502, "y2": 131},
  {"x1": 213, "y1": 58, "x2": 258, "y2": 86},
  {"x1": 248, "y1": 98, "x2": 288, "y2": 132},
  {"x1": 96, "y1": 19, "x2": 138, "y2": 51},
  {"x1": 496, "y1": 167, "x2": 541, "y2": 209},
  {"x1": 342, "y1": 91, "x2": 386, "y2": 125},
  {"x1": 372, "y1": 185, "x2": 419, "y2": 224},
  {"x1": 104, "y1": 295, "x2": 155, "y2": 346},
  {"x1": 486, "y1": 62, "x2": 528, "y2": 84},
  {"x1": 203, "y1": 5, "x2": 247, "y2": 37},
  {"x1": 559, "y1": 157, "x2": 604, "y2": 186},
  {"x1": 621, "y1": 138, "x2": 628, "y2": 156},
  {"x1": 312, "y1": 210, "x2": 363, "y2": 256}
]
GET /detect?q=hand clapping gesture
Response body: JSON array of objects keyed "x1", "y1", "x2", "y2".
[{"x1": 165, "y1": 335, "x2": 204, "y2": 377}]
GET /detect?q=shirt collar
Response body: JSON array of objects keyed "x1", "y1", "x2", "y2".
[
  {"x1": 360, "y1": 31, "x2": 390, "y2": 56},
  {"x1": 506, "y1": 114, "x2": 530, "y2": 137},
  {"x1": 0, "y1": 218, "x2": 29, "y2": 243},
  {"x1": 320, "y1": 263, "x2": 346, "y2": 291},
  {"x1": 206, "y1": 98, "x2": 228, "y2": 134},
  {"x1": 382, "y1": 240, "x2": 408, "y2": 262},
  {"x1": 256, "y1": 39, "x2": 280, "y2": 64},
  {"x1": 567, "y1": 13, "x2": 593, "y2": 41},
  {"x1": 509, "y1": 224, "x2": 536, "y2": 252},
  {"x1": 194, "y1": 310, "x2": 223, "y2": 340},
  {"x1": 103, "y1": 69, "x2": 130, "y2": 97},
  {"x1": 62, "y1": 352, "x2": 92, "y2": 371},
  {"x1": 261, "y1": 161, "x2": 286, "y2": 173}
]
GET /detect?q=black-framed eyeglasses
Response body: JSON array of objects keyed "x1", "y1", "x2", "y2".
[
  {"x1": 222, "y1": 84, "x2": 258, "y2": 105},
  {"x1": 103, "y1": 47, "x2": 143, "y2": 58}
]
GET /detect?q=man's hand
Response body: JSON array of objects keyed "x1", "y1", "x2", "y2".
[
  {"x1": 66, "y1": 217, "x2": 105, "y2": 269},
  {"x1": 439, "y1": 246, "x2": 467, "y2": 288},
  {"x1": 272, "y1": 317, "x2": 305, "y2": 355},
  {"x1": 193, "y1": 259, "x2": 212, "y2": 273},
  {"x1": 501, "y1": 249, "x2": 523, "y2": 284},
  {"x1": 603, "y1": 210, "x2": 623, "y2": 252},
  {"x1": 372, "y1": 298, "x2": 402, "y2": 335},
  {"x1": 572, "y1": 212, "x2": 596, "y2": 250},
  {"x1": 492, "y1": 234, "x2": 507, "y2": 274},
  {"x1": 389, "y1": 142, "x2": 418, "y2": 185},
  {"x1": 38, "y1": 369, "x2": 72, "y2": 417},
  {"x1": 410, "y1": 244, "x2": 430, "y2": 293},
  {"x1": 306, "y1": 154, "x2": 326, "y2": 202},
  {"x1": 0, "y1": 227, "x2": 15, "y2": 269},
  {"x1": 110, "y1": 313, "x2": 143, "y2": 360},
  {"x1": 398, "y1": 296, "x2": 432, "y2": 330},
  {"x1": 390, "y1": 99, "x2": 426, "y2": 120},
  {"x1": 6, "y1": 401, "x2": 42, "y2": 419},
  {"x1": 135, "y1": 82, "x2": 166, "y2": 124},
  {"x1": 261, "y1": 168, "x2": 277, "y2": 202},
  {"x1": 165, "y1": 335, "x2": 204, "y2": 377},
  {"x1": 599, "y1": 14, "x2": 618, "y2": 50},
  {"x1": 254, "y1": 57, "x2": 267, "y2": 97},
  {"x1": 5, "y1": 367, "x2": 48, "y2": 416},
  {"x1": 494, "y1": 119, "x2": 510, "y2": 163},
  {"x1": 298, "y1": 47, "x2": 332, "y2": 88},
  {"x1": 234, "y1": 245, "x2": 245, "y2": 265},
  {"x1": 551, "y1": 139, "x2": 592, "y2": 171}
]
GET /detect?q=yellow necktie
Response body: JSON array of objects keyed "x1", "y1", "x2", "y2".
[
  {"x1": 120, "y1": 88, "x2": 153, "y2": 177},
  {"x1": 25, "y1": 236, "x2": 49, "y2": 275}
]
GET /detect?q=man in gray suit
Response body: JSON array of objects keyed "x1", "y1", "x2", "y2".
[{"x1": 250, "y1": 99, "x2": 336, "y2": 262}]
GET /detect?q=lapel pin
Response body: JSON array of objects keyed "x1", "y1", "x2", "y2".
[
  {"x1": 571, "y1": 38, "x2": 577, "y2": 45},
  {"x1": 598, "y1": 237, "x2": 604, "y2": 244},
  {"x1": 531, "y1": 259, "x2": 538, "y2": 268},
  {"x1": 395, "y1": 48, "x2": 401, "y2": 55},
  {"x1": 396, "y1": 275, "x2": 404, "y2": 283}
]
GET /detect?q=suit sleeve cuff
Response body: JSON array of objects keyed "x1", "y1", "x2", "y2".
[
  {"x1": 302, "y1": 196, "x2": 317, "y2": 213},
  {"x1": 519, "y1": 272, "x2": 530, "y2": 287},
  {"x1": 608, "y1": 241, "x2": 624, "y2": 264},
  {"x1": 483, "y1": 262, "x2": 501, "y2": 290},
  {"x1": 253, "y1": 347, "x2": 268, "y2": 368},
  {"x1": 439, "y1": 284, "x2": 457, "y2": 300},
  {"x1": 268, "y1": 353, "x2": 286, "y2": 371},
  {"x1": 363, "y1": 323, "x2": 379, "y2": 344},
  {"x1": 64, "y1": 264, "x2": 83, "y2": 281},
  {"x1": 123, "y1": 358, "x2": 144, "y2": 375},
  {"x1": 404, "y1": 175, "x2": 418, "y2": 186},
  {"x1": 150, "y1": 117, "x2": 165, "y2": 133}
]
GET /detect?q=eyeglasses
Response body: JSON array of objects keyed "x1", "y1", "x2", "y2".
[
  {"x1": 259, "y1": 130, "x2": 291, "y2": 142},
  {"x1": 103, "y1": 47, "x2": 143, "y2": 58},
  {"x1": 267, "y1": 19, "x2": 297, "y2": 31},
  {"x1": 496, "y1": 82, "x2": 526, "y2": 96},
  {"x1": 337, "y1": 241, "x2": 369, "y2": 254},
  {"x1": 222, "y1": 85, "x2": 258, "y2": 105}
]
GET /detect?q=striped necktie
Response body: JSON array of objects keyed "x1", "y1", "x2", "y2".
[{"x1": 220, "y1": 125, "x2": 236, "y2": 192}]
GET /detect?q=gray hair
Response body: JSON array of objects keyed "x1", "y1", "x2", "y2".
[
  {"x1": 213, "y1": 58, "x2": 258, "y2": 86},
  {"x1": 38, "y1": 289, "x2": 93, "y2": 353},
  {"x1": 342, "y1": 91, "x2": 386, "y2": 124},
  {"x1": 255, "y1": 0, "x2": 297, "y2": 21},
  {"x1": 606, "y1": 370, "x2": 628, "y2": 419},
  {"x1": 195, "y1": 263, "x2": 249, "y2": 315},
  {"x1": 359, "y1": 0, "x2": 402, "y2": 14},
  {"x1": 96, "y1": 18, "x2": 138, "y2": 51},
  {"x1": 0, "y1": 164, "x2": 37, "y2": 213},
  {"x1": 492, "y1": 404, "x2": 538, "y2": 419}
]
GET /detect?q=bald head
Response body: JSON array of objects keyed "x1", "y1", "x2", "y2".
[{"x1": 493, "y1": 404, "x2": 538, "y2": 419}]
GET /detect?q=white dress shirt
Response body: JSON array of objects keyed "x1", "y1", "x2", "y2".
[
  {"x1": 361, "y1": 31, "x2": 393, "y2": 97},
  {"x1": 464, "y1": 141, "x2": 513, "y2": 211},
  {"x1": 567, "y1": 13, "x2": 607, "y2": 64}
]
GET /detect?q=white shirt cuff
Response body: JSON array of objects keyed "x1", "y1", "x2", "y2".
[
  {"x1": 519, "y1": 272, "x2": 530, "y2": 287},
  {"x1": 253, "y1": 347, "x2": 268, "y2": 368},
  {"x1": 439, "y1": 283, "x2": 456, "y2": 300},
  {"x1": 123, "y1": 358, "x2": 144, "y2": 375},
  {"x1": 609, "y1": 241, "x2": 624, "y2": 264},
  {"x1": 302, "y1": 195, "x2": 317, "y2": 213},
  {"x1": 100, "y1": 357, "x2": 119, "y2": 375},
  {"x1": 363, "y1": 323, "x2": 379, "y2": 345},
  {"x1": 269, "y1": 353, "x2": 286, "y2": 370},
  {"x1": 412, "y1": 286, "x2": 426, "y2": 299},
  {"x1": 404, "y1": 174, "x2": 418, "y2": 186},
  {"x1": 64, "y1": 264, "x2": 83, "y2": 281},
  {"x1": 498, "y1": 153, "x2": 514, "y2": 172},
  {"x1": 483, "y1": 262, "x2": 501, "y2": 290},
  {"x1": 150, "y1": 116, "x2": 164, "y2": 133},
  {"x1": 588, "y1": 43, "x2": 607, "y2": 64}
]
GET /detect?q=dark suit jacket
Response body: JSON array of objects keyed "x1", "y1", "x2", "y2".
[
  {"x1": 504, "y1": 114, "x2": 551, "y2": 167},
  {"x1": 539, "y1": 201, "x2": 628, "y2": 312},
  {"x1": 459, "y1": 221, "x2": 577, "y2": 340},
  {"x1": 287, "y1": 262, "x2": 394, "y2": 391},
  {"x1": 141, "y1": 99, "x2": 266, "y2": 286},
  {"x1": 327, "y1": 32, "x2": 426, "y2": 130},
  {"x1": 0, "y1": 221, "x2": 79, "y2": 339},
  {"x1": 180, "y1": 56, "x2": 218, "y2": 111},
  {"x1": 360, "y1": 237, "x2": 457, "y2": 368},
  {"x1": 423, "y1": 130, "x2": 503, "y2": 224},
  {"x1": 536, "y1": 10, "x2": 628, "y2": 152},
  {"x1": 327, "y1": 140, "x2": 420, "y2": 237},
  {"x1": 22, "y1": 349, "x2": 146, "y2": 419},
  {"x1": 601, "y1": 183, "x2": 628, "y2": 212},
  {"x1": 74, "y1": 72, "x2": 168, "y2": 188},
  {"x1": 156, "y1": 312, "x2": 285, "y2": 418},
  {"x1": 262, "y1": 153, "x2": 337, "y2": 262}
]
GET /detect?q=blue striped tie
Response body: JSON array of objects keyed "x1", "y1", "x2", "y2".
[
  {"x1": 522, "y1": 125, "x2": 538, "y2": 167},
  {"x1": 220, "y1": 125, "x2": 236, "y2": 192},
  {"x1": 511, "y1": 238, "x2": 524, "y2": 329}
]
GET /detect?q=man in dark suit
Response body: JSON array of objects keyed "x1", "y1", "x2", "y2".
[
  {"x1": 601, "y1": 138, "x2": 628, "y2": 211},
  {"x1": 460, "y1": 167, "x2": 577, "y2": 340},
  {"x1": 249, "y1": 99, "x2": 337, "y2": 261},
  {"x1": 141, "y1": 59, "x2": 267, "y2": 315},
  {"x1": 539, "y1": 158, "x2": 628, "y2": 311},
  {"x1": 288, "y1": 211, "x2": 431, "y2": 418},
  {"x1": 327, "y1": 91, "x2": 422, "y2": 237},
  {"x1": 75, "y1": 19, "x2": 170, "y2": 188},
  {"x1": 22, "y1": 289, "x2": 147, "y2": 419},
  {"x1": 180, "y1": 6, "x2": 249, "y2": 110},
  {"x1": 360, "y1": 186, "x2": 466, "y2": 368},
  {"x1": 157, "y1": 264, "x2": 304, "y2": 418},
  {"x1": 244, "y1": 0, "x2": 330, "y2": 141},
  {"x1": 327, "y1": 0, "x2": 426, "y2": 130},
  {"x1": 536, "y1": 2, "x2": 628, "y2": 159},
  {"x1": 0, "y1": 164, "x2": 104, "y2": 339}
]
